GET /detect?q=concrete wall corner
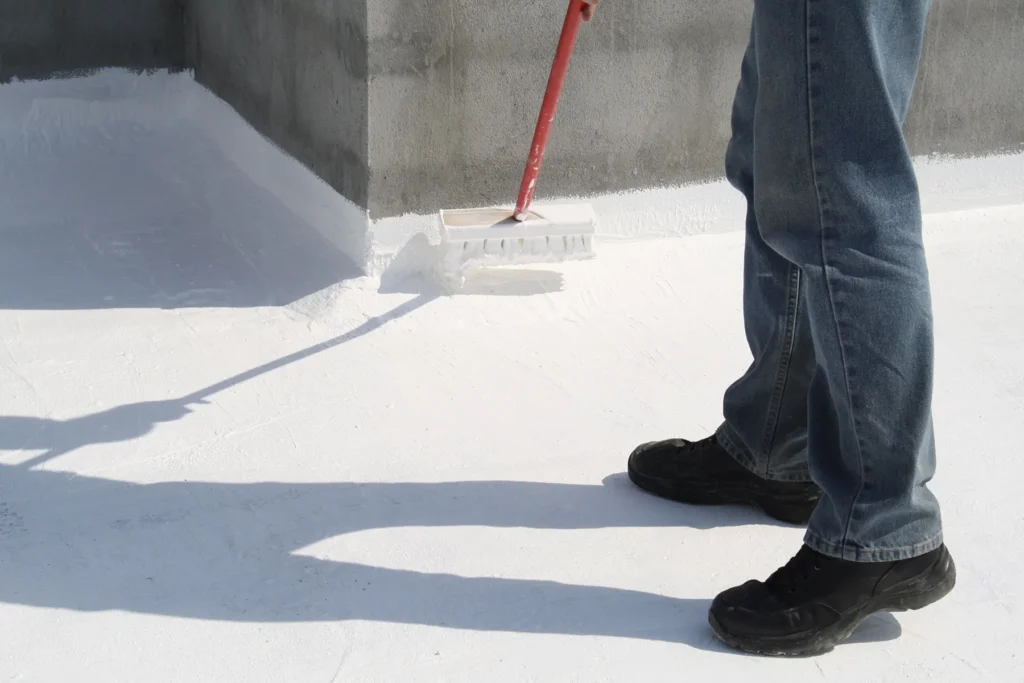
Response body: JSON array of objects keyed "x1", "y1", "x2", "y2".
[{"x1": 183, "y1": 0, "x2": 373, "y2": 270}]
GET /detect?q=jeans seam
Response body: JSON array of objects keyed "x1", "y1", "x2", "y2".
[
  {"x1": 716, "y1": 424, "x2": 812, "y2": 482},
  {"x1": 757, "y1": 265, "x2": 803, "y2": 477},
  {"x1": 805, "y1": 0, "x2": 868, "y2": 553}
]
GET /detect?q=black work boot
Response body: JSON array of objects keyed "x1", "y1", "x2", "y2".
[
  {"x1": 626, "y1": 435, "x2": 821, "y2": 525},
  {"x1": 709, "y1": 543, "x2": 956, "y2": 656}
]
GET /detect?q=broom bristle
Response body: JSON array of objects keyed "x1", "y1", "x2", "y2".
[
  {"x1": 440, "y1": 233, "x2": 594, "y2": 274},
  {"x1": 438, "y1": 202, "x2": 596, "y2": 278}
]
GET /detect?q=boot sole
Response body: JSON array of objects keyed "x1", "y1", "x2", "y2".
[
  {"x1": 626, "y1": 457, "x2": 819, "y2": 526},
  {"x1": 708, "y1": 546, "x2": 957, "y2": 657}
]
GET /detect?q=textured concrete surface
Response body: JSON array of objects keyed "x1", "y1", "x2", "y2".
[
  {"x1": 367, "y1": 0, "x2": 1024, "y2": 218},
  {"x1": 366, "y1": 0, "x2": 751, "y2": 217},
  {"x1": 907, "y1": 0, "x2": 1024, "y2": 157},
  {"x1": 185, "y1": 0, "x2": 370, "y2": 211},
  {"x1": 0, "y1": 0, "x2": 185, "y2": 82}
]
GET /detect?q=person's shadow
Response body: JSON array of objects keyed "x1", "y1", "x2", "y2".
[
  {"x1": 0, "y1": 463, "x2": 902, "y2": 650},
  {"x1": 0, "y1": 274, "x2": 901, "y2": 651}
]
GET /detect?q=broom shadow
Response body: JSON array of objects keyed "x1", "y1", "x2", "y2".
[
  {"x1": 4, "y1": 228, "x2": 576, "y2": 471},
  {"x1": 5, "y1": 293, "x2": 436, "y2": 470},
  {"x1": 3, "y1": 249, "x2": 572, "y2": 471}
]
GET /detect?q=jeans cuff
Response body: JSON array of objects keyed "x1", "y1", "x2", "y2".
[
  {"x1": 803, "y1": 530, "x2": 944, "y2": 563},
  {"x1": 715, "y1": 423, "x2": 813, "y2": 483}
]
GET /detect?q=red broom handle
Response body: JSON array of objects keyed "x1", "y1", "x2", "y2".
[{"x1": 513, "y1": 0, "x2": 588, "y2": 220}]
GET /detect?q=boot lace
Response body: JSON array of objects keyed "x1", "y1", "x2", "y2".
[
  {"x1": 679, "y1": 434, "x2": 718, "y2": 452},
  {"x1": 766, "y1": 546, "x2": 823, "y2": 595}
]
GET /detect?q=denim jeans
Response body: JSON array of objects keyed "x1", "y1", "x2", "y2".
[{"x1": 714, "y1": 0, "x2": 943, "y2": 562}]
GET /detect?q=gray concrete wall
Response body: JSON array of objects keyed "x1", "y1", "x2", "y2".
[
  {"x1": 367, "y1": 0, "x2": 750, "y2": 218},
  {"x1": 367, "y1": 0, "x2": 1024, "y2": 218},
  {"x1": 907, "y1": 0, "x2": 1024, "y2": 157},
  {"x1": 0, "y1": 0, "x2": 185, "y2": 82},
  {"x1": 184, "y1": 0, "x2": 370, "y2": 210}
]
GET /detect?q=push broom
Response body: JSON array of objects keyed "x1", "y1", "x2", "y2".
[{"x1": 439, "y1": 0, "x2": 598, "y2": 280}]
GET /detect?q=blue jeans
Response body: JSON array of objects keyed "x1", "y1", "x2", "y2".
[{"x1": 714, "y1": 0, "x2": 943, "y2": 562}]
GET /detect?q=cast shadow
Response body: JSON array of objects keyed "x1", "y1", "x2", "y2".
[
  {"x1": 0, "y1": 465, "x2": 903, "y2": 652},
  {"x1": 846, "y1": 612, "x2": 903, "y2": 645},
  {"x1": 0, "y1": 229, "x2": 567, "y2": 470},
  {"x1": 0, "y1": 293, "x2": 436, "y2": 469}
]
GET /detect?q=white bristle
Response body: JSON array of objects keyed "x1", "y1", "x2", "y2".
[
  {"x1": 438, "y1": 202, "x2": 596, "y2": 279},
  {"x1": 440, "y1": 234, "x2": 595, "y2": 279}
]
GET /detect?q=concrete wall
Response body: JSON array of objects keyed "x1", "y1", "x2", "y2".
[
  {"x1": 366, "y1": 0, "x2": 1024, "y2": 218},
  {"x1": 906, "y1": 0, "x2": 1024, "y2": 157},
  {"x1": 366, "y1": 0, "x2": 750, "y2": 218},
  {"x1": 0, "y1": 0, "x2": 185, "y2": 82},
  {"x1": 184, "y1": 0, "x2": 370, "y2": 211}
]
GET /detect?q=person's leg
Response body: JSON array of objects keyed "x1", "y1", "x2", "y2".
[
  {"x1": 626, "y1": 20, "x2": 820, "y2": 524},
  {"x1": 709, "y1": 0, "x2": 953, "y2": 656},
  {"x1": 714, "y1": 17, "x2": 818, "y2": 486}
]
